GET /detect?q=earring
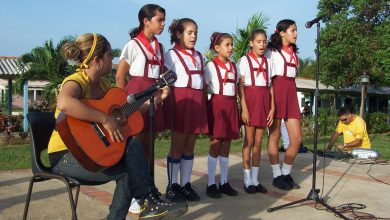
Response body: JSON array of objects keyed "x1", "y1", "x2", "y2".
[{"x1": 97, "y1": 64, "x2": 103, "y2": 70}]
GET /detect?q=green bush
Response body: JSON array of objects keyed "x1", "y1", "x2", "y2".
[
  {"x1": 28, "y1": 100, "x2": 54, "y2": 112},
  {"x1": 302, "y1": 108, "x2": 339, "y2": 137},
  {"x1": 365, "y1": 112, "x2": 390, "y2": 134},
  {"x1": 301, "y1": 115, "x2": 314, "y2": 137},
  {"x1": 318, "y1": 107, "x2": 339, "y2": 136}
]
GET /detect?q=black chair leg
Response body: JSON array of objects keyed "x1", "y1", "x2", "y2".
[
  {"x1": 74, "y1": 185, "x2": 80, "y2": 208},
  {"x1": 64, "y1": 181, "x2": 78, "y2": 220},
  {"x1": 23, "y1": 177, "x2": 35, "y2": 220}
]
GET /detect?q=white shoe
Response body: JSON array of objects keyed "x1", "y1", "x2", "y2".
[{"x1": 128, "y1": 198, "x2": 141, "y2": 214}]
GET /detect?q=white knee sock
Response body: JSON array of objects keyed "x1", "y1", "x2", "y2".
[
  {"x1": 271, "y1": 164, "x2": 282, "y2": 178},
  {"x1": 207, "y1": 154, "x2": 218, "y2": 186},
  {"x1": 180, "y1": 154, "x2": 194, "y2": 186},
  {"x1": 219, "y1": 156, "x2": 229, "y2": 184},
  {"x1": 281, "y1": 162, "x2": 292, "y2": 175},
  {"x1": 243, "y1": 169, "x2": 252, "y2": 187},
  {"x1": 167, "y1": 157, "x2": 180, "y2": 185},
  {"x1": 251, "y1": 166, "x2": 260, "y2": 186}
]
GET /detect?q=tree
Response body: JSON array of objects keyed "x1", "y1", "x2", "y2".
[
  {"x1": 318, "y1": 0, "x2": 390, "y2": 88},
  {"x1": 298, "y1": 58, "x2": 316, "y2": 79},
  {"x1": 16, "y1": 36, "x2": 75, "y2": 108},
  {"x1": 232, "y1": 13, "x2": 270, "y2": 62}
]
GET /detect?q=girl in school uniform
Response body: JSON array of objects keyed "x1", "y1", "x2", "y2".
[
  {"x1": 205, "y1": 32, "x2": 239, "y2": 198},
  {"x1": 116, "y1": 4, "x2": 168, "y2": 158},
  {"x1": 266, "y1": 19, "x2": 302, "y2": 190},
  {"x1": 238, "y1": 29, "x2": 274, "y2": 194},
  {"x1": 164, "y1": 18, "x2": 208, "y2": 202},
  {"x1": 115, "y1": 4, "x2": 169, "y2": 213}
]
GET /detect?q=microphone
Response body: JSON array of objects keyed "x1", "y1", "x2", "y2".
[
  {"x1": 126, "y1": 84, "x2": 163, "y2": 104},
  {"x1": 305, "y1": 16, "x2": 324, "y2": 28},
  {"x1": 126, "y1": 69, "x2": 177, "y2": 104}
]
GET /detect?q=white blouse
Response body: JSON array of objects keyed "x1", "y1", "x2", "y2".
[
  {"x1": 204, "y1": 61, "x2": 239, "y2": 96},
  {"x1": 265, "y1": 49, "x2": 298, "y2": 78},
  {"x1": 237, "y1": 55, "x2": 271, "y2": 87},
  {"x1": 164, "y1": 49, "x2": 204, "y2": 89},
  {"x1": 119, "y1": 39, "x2": 164, "y2": 79}
]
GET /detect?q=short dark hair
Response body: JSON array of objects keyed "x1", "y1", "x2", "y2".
[{"x1": 338, "y1": 106, "x2": 353, "y2": 117}]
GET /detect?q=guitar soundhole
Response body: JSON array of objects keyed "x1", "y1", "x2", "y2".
[{"x1": 111, "y1": 108, "x2": 126, "y2": 124}]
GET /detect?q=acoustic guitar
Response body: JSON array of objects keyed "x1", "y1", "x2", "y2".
[{"x1": 56, "y1": 70, "x2": 176, "y2": 172}]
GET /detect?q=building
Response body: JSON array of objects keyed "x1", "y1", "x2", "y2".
[
  {"x1": 296, "y1": 77, "x2": 390, "y2": 116},
  {"x1": 0, "y1": 56, "x2": 48, "y2": 114}
]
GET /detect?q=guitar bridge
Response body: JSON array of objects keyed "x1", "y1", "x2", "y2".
[{"x1": 91, "y1": 122, "x2": 111, "y2": 147}]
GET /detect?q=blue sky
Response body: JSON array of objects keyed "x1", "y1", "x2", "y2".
[{"x1": 0, "y1": 0, "x2": 320, "y2": 60}]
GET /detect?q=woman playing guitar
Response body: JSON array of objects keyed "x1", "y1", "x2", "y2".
[{"x1": 47, "y1": 33, "x2": 179, "y2": 220}]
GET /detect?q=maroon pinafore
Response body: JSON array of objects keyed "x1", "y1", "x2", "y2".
[
  {"x1": 164, "y1": 49, "x2": 208, "y2": 134},
  {"x1": 272, "y1": 50, "x2": 301, "y2": 119},
  {"x1": 207, "y1": 61, "x2": 240, "y2": 139},
  {"x1": 244, "y1": 55, "x2": 271, "y2": 127},
  {"x1": 124, "y1": 38, "x2": 165, "y2": 132}
]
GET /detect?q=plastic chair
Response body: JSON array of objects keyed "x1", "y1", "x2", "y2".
[{"x1": 23, "y1": 112, "x2": 101, "y2": 220}]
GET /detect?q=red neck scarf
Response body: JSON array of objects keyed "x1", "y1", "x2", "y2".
[
  {"x1": 248, "y1": 51, "x2": 267, "y2": 80},
  {"x1": 174, "y1": 44, "x2": 197, "y2": 68},
  {"x1": 282, "y1": 46, "x2": 298, "y2": 66},
  {"x1": 213, "y1": 57, "x2": 233, "y2": 85},
  {"x1": 136, "y1": 31, "x2": 160, "y2": 65}
]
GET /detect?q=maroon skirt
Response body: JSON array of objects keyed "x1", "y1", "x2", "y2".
[
  {"x1": 244, "y1": 86, "x2": 270, "y2": 127},
  {"x1": 272, "y1": 76, "x2": 301, "y2": 119},
  {"x1": 163, "y1": 87, "x2": 208, "y2": 134},
  {"x1": 207, "y1": 94, "x2": 239, "y2": 139},
  {"x1": 124, "y1": 76, "x2": 165, "y2": 132}
]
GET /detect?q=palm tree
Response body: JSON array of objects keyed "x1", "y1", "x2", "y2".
[
  {"x1": 16, "y1": 36, "x2": 75, "y2": 106},
  {"x1": 204, "y1": 49, "x2": 215, "y2": 64},
  {"x1": 232, "y1": 13, "x2": 270, "y2": 62},
  {"x1": 298, "y1": 58, "x2": 316, "y2": 79}
]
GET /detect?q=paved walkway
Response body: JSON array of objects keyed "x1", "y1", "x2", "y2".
[{"x1": 1, "y1": 152, "x2": 389, "y2": 220}]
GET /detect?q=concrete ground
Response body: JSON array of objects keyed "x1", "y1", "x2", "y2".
[{"x1": 1, "y1": 151, "x2": 389, "y2": 220}]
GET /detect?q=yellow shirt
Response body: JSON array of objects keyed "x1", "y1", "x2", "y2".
[
  {"x1": 335, "y1": 115, "x2": 371, "y2": 149},
  {"x1": 47, "y1": 71, "x2": 111, "y2": 154}
]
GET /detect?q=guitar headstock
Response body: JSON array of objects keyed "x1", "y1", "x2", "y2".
[{"x1": 159, "y1": 69, "x2": 177, "y2": 87}]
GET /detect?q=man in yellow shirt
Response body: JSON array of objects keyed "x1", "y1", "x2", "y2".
[{"x1": 327, "y1": 106, "x2": 371, "y2": 151}]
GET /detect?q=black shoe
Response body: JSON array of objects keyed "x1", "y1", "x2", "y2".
[
  {"x1": 273, "y1": 175, "x2": 292, "y2": 190},
  {"x1": 165, "y1": 183, "x2": 185, "y2": 203},
  {"x1": 254, "y1": 184, "x2": 267, "y2": 193},
  {"x1": 180, "y1": 182, "x2": 200, "y2": 201},
  {"x1": 219, "y1": 182, "x2": 238, "y2": 196},
  {"x1": 243, "y1": 184, "x2": 256, "y2": 194},
  {"x1": 206, "y1": 184, "x2": 221, "y2": 198},
  {"x1": 284, "y1": 174, "x2": 301, "y2": 189},
  {"x1": 138, "y1": 191, "x2": 170, "y2": 219}
]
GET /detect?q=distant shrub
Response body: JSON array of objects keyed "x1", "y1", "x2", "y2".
[
  {"x1": 28, "y1": 100, "x2": 53, "y2": 112},
  {"x1": 318, "y1": 107, "x2": 339, "y2": 136},
  {"x1": 302, "y1": 108, "x2": 338, "y2": 137},
  {"x1": 365, "y1": 112, "x2": 390, "y2": 134}
]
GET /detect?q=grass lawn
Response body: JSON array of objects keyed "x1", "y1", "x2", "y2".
[{"x1": 0, "y1": 133, "x2": 389, "y2": 170}]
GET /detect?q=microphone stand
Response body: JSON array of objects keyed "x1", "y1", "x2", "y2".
[
  {"x1": 267, "y1": 22, "x2": 349, "y2": 219},
  {"x1": 149, "y1": 95, "x2": 155, "y2": 180}
]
